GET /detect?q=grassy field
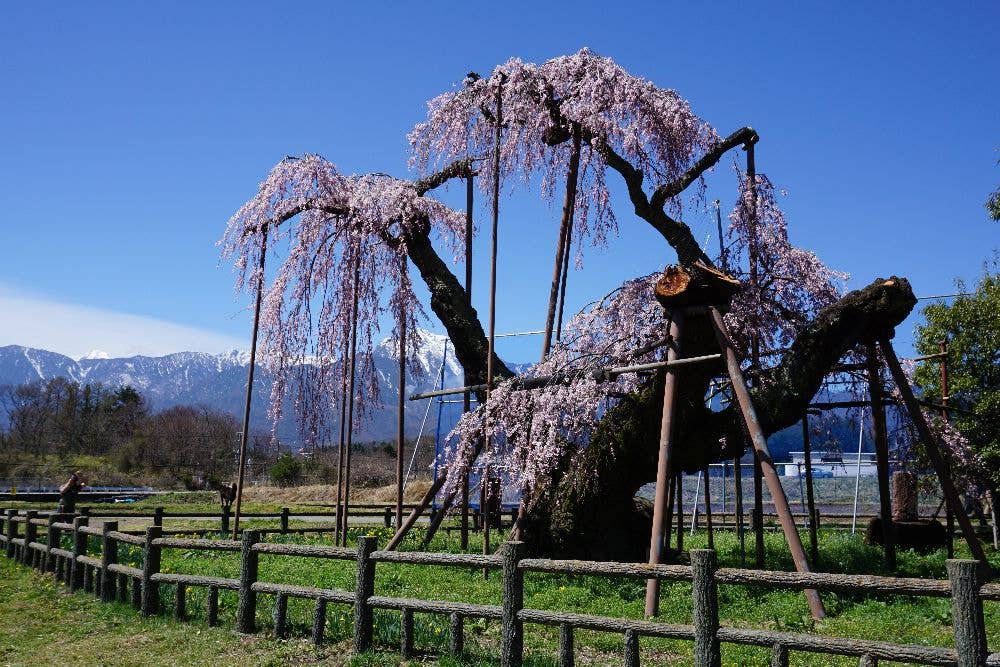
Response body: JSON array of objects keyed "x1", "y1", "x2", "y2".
[{"x1": 3, "y1": 489, "x2": 998, "y2": 665}]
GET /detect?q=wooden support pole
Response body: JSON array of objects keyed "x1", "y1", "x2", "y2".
[
  {"x1": 709, "y1": 307, "x2": 825, "y2": 620},
  {"x1": 385, "y1": 475, "x2": 447, "y2": 551},
  {"x1": 645, "y1": 315, "x2": 682, "y2": 617},
  {"x1": 879, "y1": 337, "x2": 990, "y2": 567},
  {"x1": 232, "y1": 224, "x2": 267, "y2": 540},
  {"x1": 865, "y1": 342, "x2": 896, "y2": 570}
]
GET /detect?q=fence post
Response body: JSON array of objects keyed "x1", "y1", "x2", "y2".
[
  {"x1": 141, "y1": 525, "x2": 162, "y2": 617},
  {"x1": 353, "y1": 535, "x2": 377, "y2": 653},
  {"x1": 770, "y1": 642, "x2": 789, "y2": 667},
  {"x1": 401, "y1": 607, "x2": 414, "y2": 658},
  {"x1": 153, "y1": 507, "x2": 164, "y2": 527},
  {"x1": 221, "y1": 508, "x2": 230, "y2": 534},
  {"x1": 311, "y1": 598, "x2": 327, "y2": 644},
  {"x1": 22, "y1": 510, "x2": 37, "y2": 567},
  {"x1": 100, "y1": 520, "x2": 118, "y2": 602},
  {"x1": 450, "y1": 612, "x2": 464, "y2": 656},
  {"x1": 947, "y1": 559, "x2": 987, "y2": 667},
  {"x1": 70, "y1": 516, "x2": 87, "y2": 591},
  {"x1": 273, "y1": 593, "x2": 288, "y2": 638},
  {"x1": 236, "y1": 528, "x2": 261, "y2": 633},
  {"x1": 280, "y1": 508, "x2": 289, "y2": 535},
  {"x1": 559, "y1": 622, "x2": 574, "y2": 667},
  {"x1": 174, "y1": 583, "x2": 186, "y2": 620},
  {"x1": 207, "y1": 585, "x2": 219, "y2": 626},
  {"x1": 501, "y1": 540, "x2": 525, "y2": 667},
  {"x1": 623, "y1": 629, "x2": 640, "y2": 667},
  {"x1": 859, "y1": 654, "x2": 878, "y2": 666},
  {"x1": 45, "y1": 515, "x2": 60, "y2": 572},
  {"x1": 4, "y1": 510, "x2": 15, "y2": 559},
  {"x1": 692, "y1": 549, "x2": 721, "y2": 667}
]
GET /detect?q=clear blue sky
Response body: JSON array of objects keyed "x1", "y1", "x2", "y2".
[{"x1": 1, "y1": 2, "x2": 997, "y2": 361}]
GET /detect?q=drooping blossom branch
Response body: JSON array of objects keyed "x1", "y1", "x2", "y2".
[
  {"x1": 409, "y1": 49, "x2": 721, "y2": 266},
  {"x1": 725, "y1": 168, "x2": 848, "y2": 360},
  {"x1": 438, "y1": 273, "x2": 670, "y2": 497},
  {"x1": 220, "y1": 155, "x2": 468, "y2": 444}
]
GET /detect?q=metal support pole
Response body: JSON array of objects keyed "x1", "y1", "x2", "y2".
[
  {"x1": 396, "y1": 260, "x2": 406, "y2": 531},
  {"x1": 340, "y1": 253, "x2": 362, "y2": 546},
  {"x1": 232, "y1": 224, "x2": 268, "y2": 540},
  {"x1": 940, "y1": 339, "x2": 955, "y2": 559},
  {"x1": 334, "y1": 327, "x2": 350, "y2": 546},
  {"x1": 483, "y1": 74, "x2": 505, "y2": 570},
  {"x1": 851, "y1": 407, "x2": 866, "y2": 534},
  {"x1": 461, "y1": 173, "x2": 474, "y2": 552},
  {"x1": 541, "y1": 124, "x2": 582, "y2": 360},
  {"x1": 802, "y1": 413, "x2": 819, "y2": 567},
  {"x1": 866, "y1": 342, "x2": 895, "y2": 570},
  {"x1": 645, "y1": 314, "x2": 682, "y2": 617}
]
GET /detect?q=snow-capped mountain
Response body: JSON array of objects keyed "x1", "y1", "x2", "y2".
[{"x1": 0, "y1": 330, "x2": 471, "y2": 443}]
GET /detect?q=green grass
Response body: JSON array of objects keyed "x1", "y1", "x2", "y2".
[
  {"x1": 113, "y1": 524, "x2": 998, "y2": 665},
  {"x1": 7, "y1": 496, "x2": 1000, "y2": 665}
]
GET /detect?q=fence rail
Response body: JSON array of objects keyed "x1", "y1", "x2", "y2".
[{"x1": 0, "y1": 507, "x2": 997, "y2": 666}]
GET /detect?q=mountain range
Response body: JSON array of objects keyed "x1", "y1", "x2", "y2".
[{"x1": 0, "y1": 330, "x2": 468, "y2": 444}]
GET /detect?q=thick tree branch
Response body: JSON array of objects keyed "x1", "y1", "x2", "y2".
[
  {"x1": 649, "y1": 127, "x2": 758, "y2": 209},
  {"x1": 415, "y1": 157, "x2": 477, "y2": 195},
  {"x1": 591, "y1": 139, "x2": 710, "y2": 266},
  {"x1": 402, "y1": 215, "x2": 512, "y2": 400},
  {"x1": 534, "y1": 276, "x2": 918, "y2": 560}
]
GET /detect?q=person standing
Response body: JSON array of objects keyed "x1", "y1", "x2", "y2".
[{"x1": 58, "y1": 470, "x2": 85, "y2": 513}]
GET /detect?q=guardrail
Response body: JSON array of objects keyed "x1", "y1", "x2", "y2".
[{"x1": 0, "y1": 507, "x2": 996, "y2": 666}]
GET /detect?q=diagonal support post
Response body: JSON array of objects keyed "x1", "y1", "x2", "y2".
[
  {"x1": 708, "y1": 307, "x2": 826, "y2": 619},
  {"x1": 878, "y1": 336, "x2": 990, "y2": 568}
]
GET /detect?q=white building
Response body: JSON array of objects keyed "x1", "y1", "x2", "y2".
[{"x1": 781, "y1": 451, "x2": 878, "y2": 478}]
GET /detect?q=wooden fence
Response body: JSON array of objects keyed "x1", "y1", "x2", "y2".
[
  {"x1": 0, "y1": 508, "x2": 997, "y2": 666},
  {"x1": 71, "y1": 503, "x2": 506, "y2": 535}
]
